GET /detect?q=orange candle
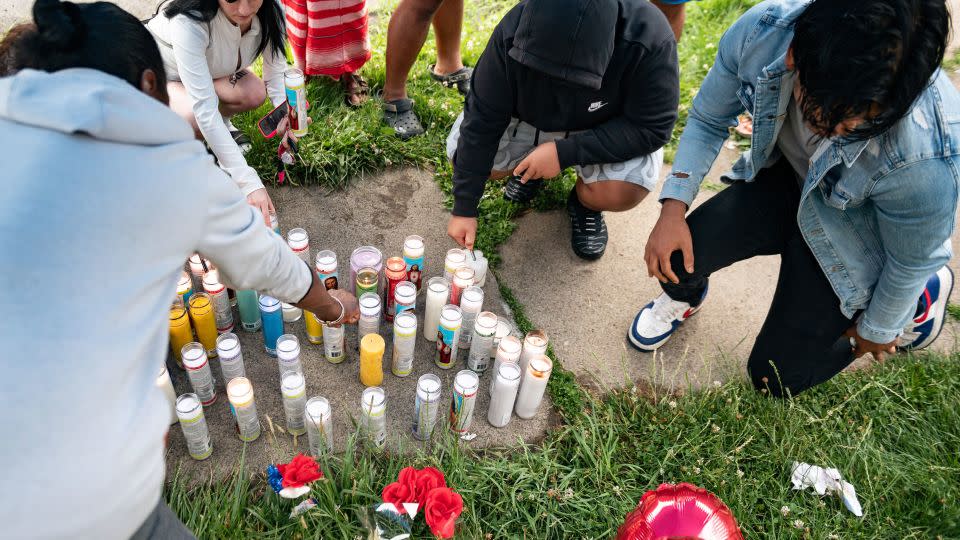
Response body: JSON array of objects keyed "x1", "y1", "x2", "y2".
[
  {"x1": 359, "y1": 333, "x2": 385, "y2": 387},
  {"x1": 188, "y1": 292, "x2": 219, "y2": 358}
]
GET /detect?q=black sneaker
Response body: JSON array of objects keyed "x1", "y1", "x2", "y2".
[
  {"x1": 566, "y1": 188, "x2": 608, "y2": 260},
  {"x1": 503, "y1": 176, "x2": 544, "y2": 205}
]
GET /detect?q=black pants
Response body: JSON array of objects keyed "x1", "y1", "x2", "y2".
[
  {"x1": 129, "y1": 499, "x2": 196, "y2": 540},
  {"x1": 662, "y1": 160, "x2": 855, "y2": 397}
]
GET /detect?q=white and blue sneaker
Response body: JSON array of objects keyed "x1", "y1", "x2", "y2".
[
  {"x1": 899, "y1": 265, "x2": 954, "y2": 351},
  {"x1": 629, "y1": 289, "x2": 707, "y2": 352}
]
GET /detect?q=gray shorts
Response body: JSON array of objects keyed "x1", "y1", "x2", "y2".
[{"x1": 446, "y1": 113, "x2": 663, "y2": 191}]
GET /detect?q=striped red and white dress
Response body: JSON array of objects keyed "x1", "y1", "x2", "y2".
[{"x1": 283, "y1": 0, "x2": 372, "y2": 77}]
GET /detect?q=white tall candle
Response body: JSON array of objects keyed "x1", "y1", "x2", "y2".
[
  {"x1": 182, "y1": 342, "x2": 216, "y2": 405},
  {"x1": 443, "y1": 248, "x2": 467, "y2": 281},
  {"x1": 176, "y1": 393, "x2": 212, "y2": 460},
  {"x1": 188, "y1": 253, "x2": 207, "y2": 291},
  {"x1": 392, "y1": 311, "x2": 418, "y2": 377},
  {"x1": 458, "y1": 286, "x2": 484, "y2": 350},
  {"x1": 286, "y1": 227, "x2": 311, "y2": 265},
  {"x1": 323, "y1": 324, "x2": 345, "y2": 363},
  {"x1": 467, "y1": 311, "x2": 498, "y2": 372},
  {"x1": 215, "y1": 333, "x2": 246, "y2": 382},
  {"x1": 402, "y1": 235, "x2": 425, "y2": 291},
  {"x1": 281, "y1": 371, "x2": 307, "y2": 436},
  {"x1": 490, "y1": 335, "x2": 522, "y2": 397},
  {"x1": 156, "y1": 366, "x2": 177, "y2": 425},
  {"x1": 470, "y1": 250, "x2": 488, "y2": 287},
  {"x1": 488, "y1": 362, "x2": 522, "y2": 428},
  {"x1": 357, "y1": 292, "x2": 382, "y2": 348},
  {"x1": 203, "y1": 270, "x2": 234, "y2": 333},
  {"x1": 305, "y1": 396, "x2": 334, "y2": 455},
  {"x1": 450, "y1": 370, "x2": 479, "y2": 433},
  {"x1": 412, "y1": 374, "x2": 442, "y2": 441},
  {"x1": 227, "y1": 377, "x2": 261, "y2": 442},
  {"x1": 276, "y1": 334, "x2": 303, "y2": 376},
  {"x1": 281, "y1": 302, "x2": 303, "y2": 323},
  {"x1": 450, "y1": 266, "x2": 476, "y2": 305},
  {"x1": 436, "y1": 305, "x2": 463, "y2": 369},
  {"x1": 423, "y1": 277, "x2": 449, "y2": 342},
  {"x1": 492, "y1": 320, "x2": 514, "y2": 360},
  {"x1": 515, "y1": 355, "x2": 553, "y2": 419},
  {"x1": 520, "y1": 330, "x2": 549, "y2": 375},
  {"x1": 360, "y1": 387, "x2": 387, "y2": 447}
]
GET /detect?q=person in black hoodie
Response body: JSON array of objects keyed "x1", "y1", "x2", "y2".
[{"x1": 446, "y1": 0, "x2": 679, "y2": 260}]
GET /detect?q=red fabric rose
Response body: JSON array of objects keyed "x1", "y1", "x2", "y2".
[
  {"x1": 382, "y1": 481, "x2": 415, "y2": 514},
  {"x1": 423, "y1": 487, "x2": 463, "y2": 539},
  {"x1": 398, "y1": 466, "x2": 419, "y2": 495},
  {"x1": 414, "y1": 467, "x2": 447, "y2": 502},
  {"x1": 276, "y1": 453, "x2": 323, "y2": 488}
]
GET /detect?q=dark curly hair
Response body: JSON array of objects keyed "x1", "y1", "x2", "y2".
[
  {"x1": 163, "y1": 0, "x2": 286, "y2": 60},
  {"x1": 792, "y1": 0, "x2": 949, "y2": 141},
  {"x1": 0, "y1": 0, "x2": 167, "y2": 90}
]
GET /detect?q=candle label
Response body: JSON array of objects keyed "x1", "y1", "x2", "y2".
[
  {"x1": 449, "y1": 388, "x2": 477, "y2": 433},
  {"x1": 392, "y1": 330, "x2": 416, "y2": 377},
  {"x1": 403, "y1": 255, "x2": 424, "y2": 290},
  {"x1": 186, "y1": 366, "x2": 216, "y2": 405},
  {"x1": 323, "y1": 326, "x2": 345, "y2": 363},
  {"x1": 385, "y1": 278, "x2": 402, "y2": 322},
  {"x1": 210, "y1": 290, "x2": 234, "y2": 333},
  {"x1": 232, "y1": 402, "x2": 261, "y2": 442},
  {"x1": 361, "y1": 406, "x2": 387, "y2": 447},
  {"x1": 412, "y1": 393, "x2": 439, "y2": 441},
  {"x1": 317, "y1": 270, "x2": 339, "y2": 291},
  {"x1": 436, "y1": 324, "x2": 459, "y2": 369},
  {"x1": 283, "y1": 393, "x2": 307, "y2": 435},
  {"x1": 395, "y1": 302, "x2": 415, "y2": 316},
  {"x1": 459, "y1": 311, "x2": 478, "y2": 349},
  {"x1": 179, "y1": 413, "x2": 213, "y2": 460},
  {"x1": 304, "y1": 311, "x2": 324, "y2": 345}
]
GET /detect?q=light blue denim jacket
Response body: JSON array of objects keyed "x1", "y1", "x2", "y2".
[{"x1": 660, "y1": 0, "x2": 960, "y2": 344}]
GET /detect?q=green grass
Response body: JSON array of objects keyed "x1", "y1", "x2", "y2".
[{"x1": 168, "y1": 354, "x2": 960, "y2": 539}]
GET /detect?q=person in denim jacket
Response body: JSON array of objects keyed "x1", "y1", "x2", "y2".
[{"x1": 630, "y1": 0, "x2": 959, "y2": 396}]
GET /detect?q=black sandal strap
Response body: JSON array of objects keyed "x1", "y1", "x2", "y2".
[
  {"x1": 429, "y1": 65, "x2": 473, "y2": 86},
  {"x1": 382, "y1": 98, "x2": 415, "y2": 114}
]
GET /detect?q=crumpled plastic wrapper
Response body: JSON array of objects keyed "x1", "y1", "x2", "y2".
[{"x1": 790, "y1": 461, "x2": 863, "y2": 517}]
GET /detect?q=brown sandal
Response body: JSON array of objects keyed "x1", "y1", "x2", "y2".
[{"x1": 341, "y1": 73, "x2": 369, "y2": 107}]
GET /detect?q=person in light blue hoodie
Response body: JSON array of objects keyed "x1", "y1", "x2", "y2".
[
  {"x1": 0, "y1": 1, "x2": 359, "y2": 538},
  {"x1": 630, "y1": 0, "x2": 959, "y2": 396}
]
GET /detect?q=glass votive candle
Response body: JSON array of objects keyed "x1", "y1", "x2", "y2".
[{"x1": 305, "y1": 396, "x2": 334, "y2": 456}]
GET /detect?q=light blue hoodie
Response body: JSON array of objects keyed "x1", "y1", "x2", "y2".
[{"x1": 0, "y1": 68, "x2": 312, "y2": 539}]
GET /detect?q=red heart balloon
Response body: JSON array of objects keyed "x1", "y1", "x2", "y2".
[{"x1": 616, "y1": 483, "x2": 743, "y2": 540}]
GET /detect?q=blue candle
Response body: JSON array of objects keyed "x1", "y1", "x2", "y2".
[
  {"x1": 237, "y1": 290, "x2": 261, "y2": 332},
  {"x1": 259, "y1": 295, "x2": 284, "y2": 356}
]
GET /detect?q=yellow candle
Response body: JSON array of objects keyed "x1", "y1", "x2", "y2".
[
  {"x1": 304, "y1": 310, "x2": 324, "y2": 345},
  {"x1": 188, "y1": 292, "x2": 219, "y2": 358},
  {"x1": 359, "y1": 333, "x2": 385, "y2": 387},
  {"x1": 169, "y1": 299, "x2": 194, "y2": 368}
]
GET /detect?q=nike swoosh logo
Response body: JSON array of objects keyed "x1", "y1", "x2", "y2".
[{"x1": 588, "y1": 101, "x2": 608, "y2": 112}]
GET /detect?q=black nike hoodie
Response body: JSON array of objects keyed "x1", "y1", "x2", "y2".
[{"x1": 451, "y1": 0, "x2": 679, "y2": 217}]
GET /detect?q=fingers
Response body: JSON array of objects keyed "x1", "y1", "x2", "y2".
[
  {"x1": 659, "y1": 252, "x2": 679, "y2": 284},
  {"x1": 267, "y1": 197, "x2": 276, "y2": 215},
  {"x1": 680, "y1": 238, "x2": 695, "y2": 274},
  {"x1": 464, "y1": 227, "x2": 476, "y2": 250},
  {"x1": 514, "y1": 159, "x2": 530, "y2": 183}
]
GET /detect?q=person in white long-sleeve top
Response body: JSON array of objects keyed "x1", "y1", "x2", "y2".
[
  {"x1": 146, "y1": 0, "x2": 295, "y2": 224},
  {"x1": 0, "y1": 1, "x2": 358, "y2": 538}
]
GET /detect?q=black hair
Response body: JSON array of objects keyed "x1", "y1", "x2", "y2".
[
  {"x1": 792, "y1": 0, "x2": 949, "y2": 141},
  {"x1": 163, "y1": 0, "x2": 286, "y2": 59},
  {"x1": 0, "y1": 0, "x2": 167, "y2": 90}
]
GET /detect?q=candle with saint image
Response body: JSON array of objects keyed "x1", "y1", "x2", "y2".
[
  {"x1": 355, "y1": 267, "x2": 379, "y2": 298},
  {"x1": 156, "y1": 366, "x2": 177, "y2": 425},
  {"x1": 215, "y1": 333, "x2": 246, "y2": 382},
  {"x1": 435, "y1": 305, "x2": 463, "y2": 369},
  {"x1": 350, "y1": 246, "x2": 383, "y2": 295},
  {"x1": 323, "y1": 324, "x2": 345, "y2": 363},
  {"x1": 356, "y1": 293, "x2": 381, "y2": 350},
  {"x1": 490, "y1": 335, "x2": 522, "y2": 397},
  {"x1": 360, "y1": 387, "x2": 387, "y2": 447},
  {"x1": 412, "y1": 373, "x2": 442, "y2": 441},
  {"x1": 423, "y1": 277, "x2": 449, "y2": 342},
  {"x1": 315, "y1": 250, "x2": 339, "y2": 291},
  {"x1": 187, "y1": 253, "x2": 207, "y2": 292},
  {"x1": 515, "y1": 355, "x2": 553, "y2": 419},
  {"x1": 176, "y1": 393, "x2": 212, "y2": 460},
  {"x1": 450, "y1": 266, "x2": 476, "y2": 305},
  {"x1": 384, "y1": 257, "x2": 407, "y2": 322},
  {"x1": 392, "y1": 311, "x2": 417, "y2": 377},
  {"x1": 286, "y1": 227, "x2": 311, "y2": 265},
  {"x1": 488, "y1": 362, "x2": 522, "y2": 428},
  {"x1": 169, "y1": 297, "x2": 193, "y2": 368},
  {"x1": 359, "y1": 333, "x2": 385, "y2": 387},
  {"x1": 467, "y1": 311, "x2": 498, "y2": 372},
  {"x1": 187, "y1": 292, "x2": 218, "y2": 358},
  {"x1": 520, "y1": 330, "x2": 549, "y2": 376},
  {"x1": 258, "y1": 295, "x2": 284, "y2": 356},
  {"x1": 457, "y1": 286, "x2": 484, "y2": 351},
  {"x1": 402, "y1": 235, "x2": 425, "y2": 291},
  {"x1": 443, "y1": 248, "x2": 467, "y2": 281},
  {"x1": 203, "y1": 270, "x2": 234, "y2": 333},
  {"x1": 281, "y1": 302, "x2": 303, "y2": 323},
  {"x1": 276, "y1": 334, "x2": 303, "y2": 377},
  {"x1": 449, "y1": 369, "x2": 479, "y2": 433},
  {"x1": 176, "y1": 271, "x2": 193, "y2": 305},
  {"x1": 236, "y1": 289, "x2": 261, "y2": 332},
  {"x1": 227, "y1": 377, "x2": 261, "y2": 442},
  {"x1": 305, "y1": 396, "x2": 334, "y2": 455},
  {"x1": 281, "y1": 371, "x2": 307, "y2": 436},
  {"x1": 181, "y1": 342, "x2": 216, "y2": 405},
  {"x1": 392, "y1": 280, "x2": 415, "y2": 314}
]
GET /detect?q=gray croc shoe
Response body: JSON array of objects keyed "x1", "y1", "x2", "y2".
[
  {"x1": 429, "y1": 65, "x2": 473, "y2": 96},
  {"x1": 382, "y1": 98, "x2": 425, "y2": 139}
]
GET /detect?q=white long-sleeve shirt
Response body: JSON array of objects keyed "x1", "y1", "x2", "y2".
[
  {"x1": 147, "y1": 7, "x2": 288, "y2": 196},
  {"x1": 0, "y1": 68, "x2": 311, "y2": 539}
]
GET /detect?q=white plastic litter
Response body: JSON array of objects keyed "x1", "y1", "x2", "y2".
[{"x1": 790, "y1": 461, "x2": 863, "y2": 517}]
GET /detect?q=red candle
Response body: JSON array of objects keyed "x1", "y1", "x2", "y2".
[{"x1": 384, "y1": 257, "x2": 407, "y2": 322}]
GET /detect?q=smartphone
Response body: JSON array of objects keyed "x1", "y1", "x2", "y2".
[{"x1": 257, "y1": 101, "x2": 288, "y2": 138}]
